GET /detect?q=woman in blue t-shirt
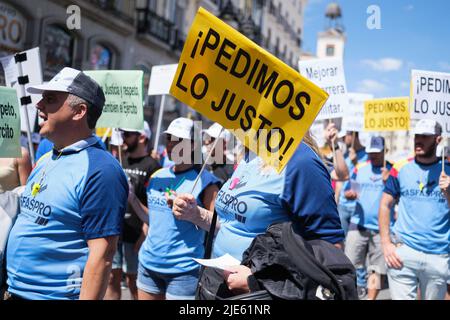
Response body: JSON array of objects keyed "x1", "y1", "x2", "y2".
[
  {"x1": 129, "y1": 118, "x2": 220, "y2": 300},
  {"x1": 172, "y1": 132, "x2": 345, "y2": 296}
]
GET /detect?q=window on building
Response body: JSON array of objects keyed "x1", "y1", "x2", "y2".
[
  {"x1": 90, "y1": 43, "x2": 113, "y2": 70},
  {"x1": 326, "y1": 44, "x2": 335, "y2": 57},
  {"x1": 43, "y1": 24, "x2": 75, "y2": 80}
]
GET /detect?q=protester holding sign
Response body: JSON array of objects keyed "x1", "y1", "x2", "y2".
[
  {"x1": 4, "y1": 67, "x2": 128, "y2": 300},
  {"x1": 322, "y1": 122, "x2": 350, "y2": 183},
  {"x1": 171, "y1": 132, "x2": 345, "y2": 298},
  {"x1": 343, "y1": 136, "x2": 394, "y2": 300},
  {"x1": 336, "y1": 131, "x2": 368, "y2": 233},
  {"x1": 105, "y1": 121, "x2": 161, "y2": 300},
  {"x1": 379, "y1": 119, "x2": 450, "y2": 300},
  {"x1": 134, "y1": 117, "x2": 220, "y2": 300},
  {"x1": 335, "y1": 130, "x2": 368, "y2": 298}
]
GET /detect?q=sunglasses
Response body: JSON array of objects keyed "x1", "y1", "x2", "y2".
[{"x1": 121, "y1": 131, "x2": 140, "y2": 137}]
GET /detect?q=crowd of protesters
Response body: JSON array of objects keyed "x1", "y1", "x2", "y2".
[{"x1": 0, "y1": 67, "x2": 449, "y2": 301}]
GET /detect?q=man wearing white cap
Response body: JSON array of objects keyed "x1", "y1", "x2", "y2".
[
  {"x1": 379, "y1": 119, "x2": 450, "y2": 300},
  {"x1": 343, "y1": 136, "x2": 393, "y2": 300},
  {"x1": 135, "y1": 117, "x2": 220, "y2": 300},
  {"x1": 203, "y1": 123, "x2": 235, "y2": 186},
  {"x1": 105, "y1": 121, "x2": 161, "y2": 300},
  {"x1": 4, "y1": 68, "x2": 128, "y2": 300}
]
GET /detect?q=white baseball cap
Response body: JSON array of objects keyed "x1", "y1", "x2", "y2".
[
  {"x1": 163, "y1": 117, "x2": 194, "y2": 140},
  {"x1": 366, "y1": 136, "x2": 385, "y2": 153},
  {"x1": 27, "y1": 67, "x2": 105, "y2": 113},
  {"x1": 413, "y1": 119, "x2": 442, "y2": 136},
  {"x1": 120, "y1": 121, "x2": 151, "y2": 139},
  {"x1": 337, "y1": 130, "x2": 347, "y2": 139},
  {"x1": 203, "y1": 123, "x2": 232, "y2": 142}
]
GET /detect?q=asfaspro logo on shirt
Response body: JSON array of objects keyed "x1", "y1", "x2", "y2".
[
  {"x1": 401, "y1": 180, "x2": 445, "y2": 202},
  {"x1": 216, "y1": 190, "x2": 248, "y2": 223},
  {"x1": 20, "y1": 194, "x2": 52, "y2": 226},
  {"x1": 147, "y1": 191, "x2": 169, "y2": 208}
]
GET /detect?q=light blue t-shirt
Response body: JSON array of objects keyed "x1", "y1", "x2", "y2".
[
  {"x1": 213, "y1": 142, "x2": 345, "y2": 261},
  {"x1": 349, "y1": 161, "x2": 394, "y2": 231},
  {"x1": 384, "y1": 158, "x2": 450, "y2": 254},
  {"x1": 139, "y1": 166, "x2": 219, "y2": 274},
  {"x1": 6, "y1": 136, "x2": 128, "y2": 300},
  {"x1": 339, "y1": 148, "x2": 368, "y2": 208}
]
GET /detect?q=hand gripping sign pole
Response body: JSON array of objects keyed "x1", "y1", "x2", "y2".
[
  {"x1": 14, "y1": 52, "x2": 35, "y2": 165},
  {"x1": 189, "y1": 127, "x2": 224, "y2": 231}
]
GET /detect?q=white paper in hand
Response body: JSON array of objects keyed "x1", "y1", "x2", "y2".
[{"x1": 193, "y1": 254, "x2": 241, "y2": 272}]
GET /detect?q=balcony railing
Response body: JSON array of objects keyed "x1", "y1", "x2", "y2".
[
  {"x1": 136, "y1": 8, "x2": 185, "y2": 51},
  {"x1": 87, "y1": 0, "x2": 134, "y2": 24}
]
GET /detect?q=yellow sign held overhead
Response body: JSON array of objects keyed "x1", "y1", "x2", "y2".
[
  {"x1": 364, "y1": 97, "x2": 410, "y2": 132},
  {"x1": 169, "y1": 8, "x2": 329, "y2": 173}
]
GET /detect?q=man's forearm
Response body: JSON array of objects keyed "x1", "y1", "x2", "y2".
[
  {"x1": 379, "y1": 204, "x2": 392, "y2": 245},
  {"x1": 129, "y1": 196, "x2": 149, "y2": 223},
  {"x1": 333, "y1": 149, "x2": 349, "y2": 181},
  {"x1": 190, "y1": 206, "x2": 220, "y2": 233},
  {"x1": 79, "y1": 256, "x2": 113, "y2": 300}
]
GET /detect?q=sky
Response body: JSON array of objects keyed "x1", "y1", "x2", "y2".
[{"x1": 302, "y1": 0, "x2": 450, "y2": 98}]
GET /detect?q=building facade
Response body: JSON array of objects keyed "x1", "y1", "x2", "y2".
[{"x1": 0, "y1": 0, "x2": 307, "y2": 142}]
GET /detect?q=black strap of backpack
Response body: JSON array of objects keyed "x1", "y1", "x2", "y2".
[{"x1": 203, "y1": 209, "x2": 218, "y2": 259}]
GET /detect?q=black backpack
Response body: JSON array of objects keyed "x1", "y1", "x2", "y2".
[{"x1": 196, "y1": 218, "x2": 358, "y2": 300}]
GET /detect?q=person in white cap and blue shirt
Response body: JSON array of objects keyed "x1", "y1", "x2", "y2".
[
  {"x1": 343, "y1": 135, "x2": 394, "y2": 300},
  {"x1": 379, "y1": 119, "x2": 450, "y2": 300},
  {"x1": 104, "y1": 121, "x2": 161, "y2": 300},
  {"x1": 4, "y1": 67, "x2": 128, "y2": 300},
  {"x1": 132, "y1": 117, "x2": 220, "y2": 300}
]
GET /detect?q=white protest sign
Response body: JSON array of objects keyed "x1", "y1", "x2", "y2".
[
  {"x1": 0, "y1": 47, "x2": 43, "y2": 132},
  {"x1": 148, "y1": 64, "x2": 178, "y2": 96},
  {"x1": 309, "y1": 120, "x2": 325, "y2": 147},
  {"x1": 341, "y1": 93, "x2": 374, "y2": 132},
  {"x1": 298, "y1": 57, "x2": 348, "y2": 121},
  {"x1": 411, "y1": 69, "x2": 450, "y2": 136}
]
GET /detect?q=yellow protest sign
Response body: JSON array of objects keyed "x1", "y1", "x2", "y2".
[
  {"x1": 170, "y1": 8, "x2": 329, "y2": 172},
  {"x1": 96, "y1": 127, "x2": 112, "y2": 138},
  {"x1": 364, "y1": 97, "x2": 410, "y2": 131}
]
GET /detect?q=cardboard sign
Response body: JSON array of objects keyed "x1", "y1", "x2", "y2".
[
  {"x1": 0, "y1": 86, "x2": 21, "y2": 157},
  {"x1": 85, "y1": 70, "x2": 144, "y2": 130},
  {"x1": 411, "y1": 69, "x2": 450, "y2": 136},
  {"x1": 148, "y1": 64, "x2": 178, "y2": 96},
  {"x1": 341, "y1": 93, "x2": 374, "y2": 132},
  {"x1": 298, "y1": 57, "x2": 348, "y2": 121},
  {"x1": 364, "y1": 97, "x2": 410, "y2": 131},
  {"x1": 170, "y1": 8, "x2": 328, "y2": 172}
]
